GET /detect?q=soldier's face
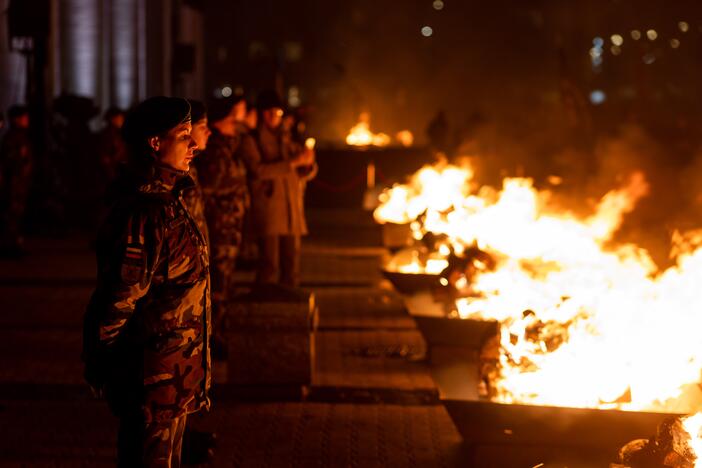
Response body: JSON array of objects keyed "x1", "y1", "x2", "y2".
[
  {"x1": 191, "y1": 118, "x2": 211, "y2": 152},
  {"x1": 153, "y1": 122, "x2": 196, "y2": 172}
]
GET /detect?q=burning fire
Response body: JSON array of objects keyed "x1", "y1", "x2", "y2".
[
  {"x1": 346, "y1": 112, "x2": 391, "y2": 147},
  {"x1": 376, "y1": 158, "x2": 702, "y2": 415},
  {"x1": 683, "y1": 413, "x2": 702, "y2": 465}
]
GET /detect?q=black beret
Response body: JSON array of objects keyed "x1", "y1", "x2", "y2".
[
  {"x1": 256, "y1": 89, "x2": 284, "y2": 111},
  {"x1": 122, "y1": 96, "x2": 191, "y2": 147},
  {"x1": 189, "y1": 100, "x2": 207, "y2": 123}
]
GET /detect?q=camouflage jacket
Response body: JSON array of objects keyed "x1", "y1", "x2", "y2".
[
  {"x1": 84, "y1": 163, "x2": 211, "y2": 423},
  {"x1": 194, "y1": 128, "x2": 249, "y2": 247}
]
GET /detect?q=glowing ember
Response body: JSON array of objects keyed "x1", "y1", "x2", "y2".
[
  {"x1": 375, "y1": 157, "x2": 702, "y2": 414},
  {"x1": 345, "y1": 112, "x2": 391, "y2": 147}
]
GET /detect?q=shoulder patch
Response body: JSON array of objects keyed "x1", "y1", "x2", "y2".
[{"x1": 121, "y1": 243, "x2": 145, "y2": 285}]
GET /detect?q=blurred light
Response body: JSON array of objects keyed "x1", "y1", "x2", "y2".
[
  {"x1": 611, "y1": 34, "x2": 624, "y2": 46},
  {"x1": 647, "y1": 29, "x2": 658, "y2": 40},
  {"x1": 592, "y1": 56, "x2": 603, "y2": 68},
  {"x1": 547, "y1": 175, "x2": 563, "y2": 186},
  {"x1": 421, "y1": 26, "x2": 433, "y2": 37},
  {"x1": 221, "y1": 86, "x2": 233, "y2": 97},
  {"x1": 631, "y1": 30, "x2": 641, "y2": 40},
  {"x1": 593, "y1": 37, "x2": 604, "y2": 48},
  {"x1": 679, "y1": 21, "x2": 689, "y2": 32},
  {"x1": 610, "y1": 45, "x2": 622, "y2": 55},
  {"x1": 288, "y1": 86, "x2": 301, "y2": 107},
  {"x1": 432, "y1": 0, "x2": 444, "y2": 10},
  {"x1": 670, "y1": 38, "x2": 681, "y2": 49},
  {"x1": 589, "y1": 47, "x2": 602, "y2": 58},
  {"x1": 396, "y1": 130, "x2": 414, "y2": 147},
  {"x1": 213, "y1": 88, "x2": 223, "y2": 98},
  {"x1": 642, "y1": 53, "x2": 656, "y2": 64},
  {"x1": 439, "y1": 277, "x2": 449, "y2": 286},
  {"x1": 589, "y1": 89, "x2": 606, "y2": 105}
]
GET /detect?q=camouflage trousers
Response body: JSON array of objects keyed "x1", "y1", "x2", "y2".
[
  {"x1": 118, "y1": 410, "x2": 187, "y2": 468},
  {"x1": 210, "y1": 243, "x2": 239, "y2": 338}
]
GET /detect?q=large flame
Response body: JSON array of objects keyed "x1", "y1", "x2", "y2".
[
  {"x1": 376, "y1": 158, "x2": 702, "y2": 414},
  {"x1": 683, "y1": 413, "x2": 702, "y2": 466},
  {"x1": 346, "y1": 112, "x2": 391, "y2": 147}
]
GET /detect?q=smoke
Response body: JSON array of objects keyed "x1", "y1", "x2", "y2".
[{"x1": 451, "y1": 120, "x2": 702, "y2": 269}]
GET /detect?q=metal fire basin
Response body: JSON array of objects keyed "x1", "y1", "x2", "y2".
[
  {"x1": 381, "y1": 270, "x2": 442, "y2": 295},
  {"x1": 381, "y1": 222, "x2": 413, "y2": 251},
  {"x1": 411, "y1": 315, "x2": 498, "y2": 400},
  {"x1": 412, "y1": 315, "x2": 498, "y2": 349},
  {"x1": 443, "y1": 399, "x2": 677, "y2": 452}
]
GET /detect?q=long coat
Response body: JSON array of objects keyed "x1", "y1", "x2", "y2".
[
  {"x1": 238, "y1": 125, "x2": 316, "y2": 236},
  {"x1": 83, "y1": 163, "x2": 211, "y2": 423}
]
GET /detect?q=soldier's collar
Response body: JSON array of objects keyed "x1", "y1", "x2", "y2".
[{"x1": 139, "y1": 164, "x2": 190, "y2": 194}]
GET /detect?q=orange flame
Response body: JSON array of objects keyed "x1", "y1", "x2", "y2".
[
  {"x1": 375, "y1": 158, "x2": 702, "y2": 414},
  {"x1": 346, "y1": 112, "x2": 391, "y2": 147}
]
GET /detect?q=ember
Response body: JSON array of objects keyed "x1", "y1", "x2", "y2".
[{"x1": 617, "y1": 416, "x2": 700, "y2": 467}]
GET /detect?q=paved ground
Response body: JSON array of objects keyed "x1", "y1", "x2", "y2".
[
  {"x1": 0, "y1": 209, "x2": 471, "y2": 468},
  {"x1": 0, "y1": 209, "x2": 627, "y2": 467}
]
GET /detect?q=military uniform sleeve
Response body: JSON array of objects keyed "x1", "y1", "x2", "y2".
[
  {"x1": 239, "y1": 134, "x2": 294, "y2": 180},
  {"x1": 97, "y1": 206, "x2": 165, "y2": 347}
]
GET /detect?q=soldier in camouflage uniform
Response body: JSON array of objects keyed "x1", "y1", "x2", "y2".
[
  {"x1": 182, "y1": 101, "x2": 211, "y2": 243},
  {"x1": 83, "y1": 97, "x2": 211, "y2": 468},
  {"x1": 194, "y1": 96, "x2": 249, "y2": 351},
  {"x1": 0, "y1": 105, "x2": 33, "y2": 256}
]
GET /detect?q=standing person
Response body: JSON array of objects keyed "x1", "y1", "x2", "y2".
[
  {"x1": 194, "y1": 96, "x2": 249, "y2": 357},
  {"x1": 238, "y1": 90, "x2": 317, "y2": 287},
  {"x1": 97, "y1": 107, "x2": 128, "y2": 182},
  {"x1": 183, "y1": 100, "x2": 211, "y2": 242},
  {"x1": 82, "y1": 97, "x2": 211, "y2": 468},
  {"x1": 0, "y1": 105, "x2": 33, "y2": 256}
]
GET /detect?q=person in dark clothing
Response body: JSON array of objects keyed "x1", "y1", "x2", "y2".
[
  {"x1": 0, "y1": 105, "x2": 33, "y2": 256},
  {"x1": 194, "y1": 96, "x2": 249, "y2": 355},
  {"x1": 237, "y1": 90, "x2": 317, "y2": 287},
  {"x1": 97, "y1": 107, "x2": 128, "y2": 182},
  {"x1": 83, "y1": 97, "x2": 211, "y2": 468},
  {"x1": 426, "y1": 109, "x2": 450, "y2": 155}
]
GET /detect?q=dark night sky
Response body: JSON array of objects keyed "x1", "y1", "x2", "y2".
[{"x1": 203, "y1": 0, "x2": 702, "y2": 143}]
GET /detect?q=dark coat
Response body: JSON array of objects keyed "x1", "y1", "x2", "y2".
[{"x1": 238, "y1": 125, "x2": 317, "y2": 236}]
